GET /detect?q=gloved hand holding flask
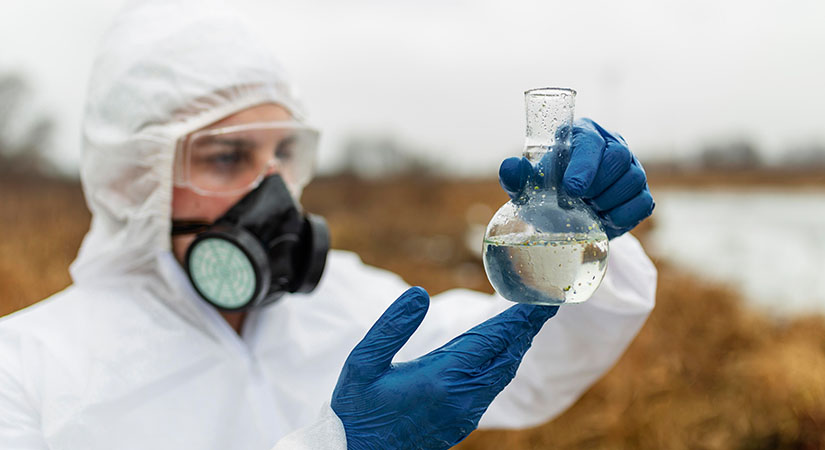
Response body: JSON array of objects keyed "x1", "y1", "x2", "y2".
[
  {"x1": 331, "y1": 287, "x2": 558, "y2": 450},
  {"x1": 498, "y1": 117, "x2": 654, "y2": 240},
  {"x1": 485, "y1": 88, "x2": 654, "y2": 306}
]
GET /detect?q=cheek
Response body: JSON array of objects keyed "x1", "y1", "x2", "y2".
[
  {"x1": 172, "y1": 234, "x2": 195, "y2": 264},
  {"x1": 172, "y1": 187, "x2": 242, "y2": 222},
  {"x1": 171, "y1": 187, "x2": 245, "y2": 264}
]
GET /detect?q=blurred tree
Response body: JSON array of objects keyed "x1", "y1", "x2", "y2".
[
  {"x1": 699, "y1": 138, "x2": 762, "y2": 169},
  {"x1": 338, "y1": 134, "x2": 439, "y2": 179},
  {"x1": 0, "y1": 71, "x2": 54, "y2": 175},
  {"x1": 785, "y1": 141, "x2": 825, "y2": 168}
]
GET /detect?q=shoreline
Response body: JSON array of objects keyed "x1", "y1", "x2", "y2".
[{"x1": 646, "y1": 167, "x2": 825, "y2": 189}]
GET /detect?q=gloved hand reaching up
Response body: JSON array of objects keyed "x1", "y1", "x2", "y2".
[
  {"x1": 499, "y1": 118, "x2": 655, "y2": 239},
  {"x1": 331, "y1": 287, "x2": 558, "y2": 450}
]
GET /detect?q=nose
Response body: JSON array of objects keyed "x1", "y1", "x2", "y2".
[{"x1": 264, "y1": 159, "x2": 282, "y2": 177}]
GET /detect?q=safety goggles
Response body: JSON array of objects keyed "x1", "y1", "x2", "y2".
[{"x1": 174, "y1": 121, "x2": 320, "y2": 196}]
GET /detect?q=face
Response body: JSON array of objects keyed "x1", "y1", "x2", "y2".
[{"x1": 171, "y1": 103, "x2": 292, "y2": 263}]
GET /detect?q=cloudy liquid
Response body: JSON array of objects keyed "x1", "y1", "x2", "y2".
[{"x1": 483, "y1": 233, "x2": 608, "y2": 305}]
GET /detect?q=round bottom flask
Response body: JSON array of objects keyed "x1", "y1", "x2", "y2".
[{"x1": 483, "y1": 88, "x2": 609, "y2": 305}]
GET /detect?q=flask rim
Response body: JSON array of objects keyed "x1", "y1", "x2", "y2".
[{"x1": 524, "y1": 87, "x2": 577, "y2": 97}]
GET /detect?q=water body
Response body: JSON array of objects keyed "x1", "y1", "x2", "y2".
[
  {"x1": 483, "y1": 232, "x2": 608, "y2": 305},
  {"x1": 648, "y1": 188, "x2": 825, "y2": 316}
]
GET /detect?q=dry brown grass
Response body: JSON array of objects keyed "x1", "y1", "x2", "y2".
[
  {"x1": 1, "y1": 173, "x2": 824, "y2": 449},
  {"x1": 0, "y1": 174, "x2": 90, "y2": 314}
]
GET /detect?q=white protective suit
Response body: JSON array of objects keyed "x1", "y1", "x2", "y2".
[{"x1": 0, "y1": 1, "x2": 657, "y2": 449}]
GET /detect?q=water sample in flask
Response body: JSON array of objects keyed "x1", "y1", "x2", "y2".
[{"x1": 483, "y1": 87, "x2": 609, "y2": 305}]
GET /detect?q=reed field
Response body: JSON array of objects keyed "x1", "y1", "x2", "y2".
[{"x1": 1, "y1": 172, "x2": 823, "y2": 449}]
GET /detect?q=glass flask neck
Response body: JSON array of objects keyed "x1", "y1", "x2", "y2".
[{"x1": 523, "y1": 87, "x2": 576, "y2": 192}]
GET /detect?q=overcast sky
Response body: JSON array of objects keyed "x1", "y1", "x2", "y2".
[{"x1": 1, "y1": 0, "x2": 824, "y2": 176}]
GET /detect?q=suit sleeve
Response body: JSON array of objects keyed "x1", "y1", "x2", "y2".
[
  {"x1": 270, "y1": 403, "x2": 347, "y2": 450},
  {"x1": 0, "y1": 329, "x2": 51, "y2": 449}
]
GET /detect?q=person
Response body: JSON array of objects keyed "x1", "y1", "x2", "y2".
[{"x1": 0, "y1": 1, "x2": 657, "y2": 449}]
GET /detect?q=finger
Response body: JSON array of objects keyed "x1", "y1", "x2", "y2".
[
  {"x1": 564, "y1": 118, "x2": 606, "y2": 196},
  {"x1": 606, "y1": 225, "x2": 633, "y2": 240},
  {"x1": 475, "y1": 352, "x2": 525, "y2": 393},
  {"x1": 602, "y1": 189, "x2": 655, "y2": 230},
  {"x1": 584, "y1": 140, "x2": 632, "y2": 198},
  {"x1": 555, "y1": 123, "x2": 573, "y2": 144},
  {"x1": 449, "y1": 304, "x2": 558, "y2": 367},
  {"x1": 419, "y1": 420, "x2": 478, "y2": 450},
  {"x1": 473, "y1": 305, "x2": 555, "y2": 389},
  {"x1": 589, "y1": 163, "x2": 647, "y2": 212},
  {"x1": 534, "y1": 152, "x2": 557, "y2": 189},
  {"x1": 587, "y1": 119, "x2": 627, "y2": 146},
  {"x1": 499, "y1": 157, "x2": 533, "y2": 201},
  {"x1": 343, "y1": 287, "x2": 430, "y2": 380}
]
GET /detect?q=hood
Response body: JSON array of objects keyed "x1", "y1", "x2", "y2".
[{"x1": 70, "y1": 0, "x2": 304, "y2": 286}]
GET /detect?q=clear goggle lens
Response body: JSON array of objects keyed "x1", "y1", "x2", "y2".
[{"x1": 175, "y1": 121, "x2": 319, "y2": 196}]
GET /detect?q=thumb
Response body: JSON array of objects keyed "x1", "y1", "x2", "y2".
[
  {"x1": 499, "y1": 157, "x2": 533, "y2": 202},
  {"x1": 342, "y1": 286, "x2": 430, "y2": 380},
  {"x1": 446, "y1": 303, "x2": 558, "y2": 367}
]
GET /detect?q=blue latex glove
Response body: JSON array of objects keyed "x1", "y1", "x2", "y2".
[
  {"x1": 499, "y1": 118, "x2": 655, "y2": 239},
  {"x1": 331, "y1": 287, "x2": 558, "y2": 450}
]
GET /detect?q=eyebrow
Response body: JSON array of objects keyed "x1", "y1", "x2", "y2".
[
  {"x1": 197, "y1": 136, "x2": 255, "y2": 148},
  {"x1": 275, "y1": 135, "x2": 297, "y2": 150}
]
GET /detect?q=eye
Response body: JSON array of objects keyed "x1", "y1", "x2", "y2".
[
  {"x1": 275, "y1": 135, "x2": 296, "y2": 162},
  {"x1": 194, "y1": 139, "x2": 256, "y2": 172},
  {"x1": 209, "y1": 147, "x2": 245, "y2": 165}
]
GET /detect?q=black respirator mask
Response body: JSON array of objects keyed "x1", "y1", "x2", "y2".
[{"x1": 172, "y1": 175, "x2": 329, "y2": 311}]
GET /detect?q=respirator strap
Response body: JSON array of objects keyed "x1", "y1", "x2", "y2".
[{"x1": 172, "y1": 220, "x2": 212, "y2": 236}]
